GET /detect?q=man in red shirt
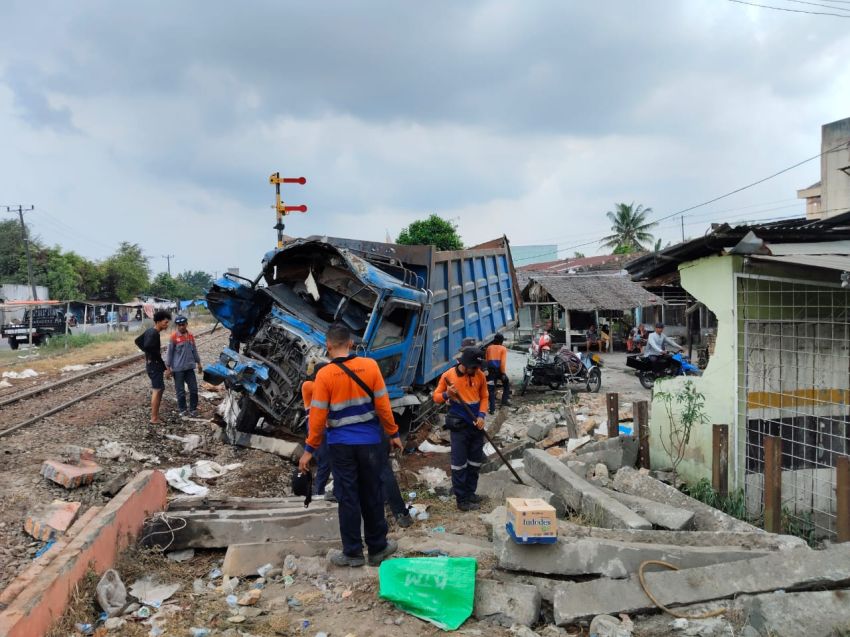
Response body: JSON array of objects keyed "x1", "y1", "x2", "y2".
[{"x1": 298, "y1": 323, "x2": 403, "y2": 567}]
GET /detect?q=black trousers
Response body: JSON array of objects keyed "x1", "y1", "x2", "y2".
[
  {"x1": 173, "y1": 369, "x2": 198, "y2": 411},
  {"x1": 329, "y1": 443, "x2": 389, "y2": 557},
  {"x1": 448, "y1": 420, "x2": 485, "y2": 503}
]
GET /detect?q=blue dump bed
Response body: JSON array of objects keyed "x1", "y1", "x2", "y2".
[{"x1": 204, "y1": 235, "x2": 519, "y2": 436}]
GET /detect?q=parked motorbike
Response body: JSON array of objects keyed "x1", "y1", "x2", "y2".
[
  {"x1": 521, "y1": 345, "x2": 602, "y2": 395},
  {"x1": 626, "y1": 352, "x2": 701, "y2": 389}
]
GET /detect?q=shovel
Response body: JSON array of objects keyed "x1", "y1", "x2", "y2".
[{"x1": 445, "y1": 381, "x2": 525, "y2": 485}]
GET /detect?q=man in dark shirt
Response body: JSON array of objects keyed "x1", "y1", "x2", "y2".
[{"x1": 137, "y1": 310, "x2": 172, "y2": 425}]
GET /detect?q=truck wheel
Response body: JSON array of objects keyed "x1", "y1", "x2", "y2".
[
  {"x1": 639, "y1": 372, "x2": 655, "y2": 390},
  {"x1": 586, "y1": 368, "x2": 602, "y2": 393},
  {"x1": 8, "y1": 339, "x2": 18, "y2": 350},
  {"x1": 235, "y1": 397, "x2": 261, "y2": 434}
]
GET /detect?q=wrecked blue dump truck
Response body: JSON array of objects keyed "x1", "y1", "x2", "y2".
[{"x1": 204, "y1": 236, "x2": 519, "y2": 441}]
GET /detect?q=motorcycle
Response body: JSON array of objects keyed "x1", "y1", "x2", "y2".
[
  {"x1": 521, "y1": 345, "x2": 603, "y2": 395},
  {"x1": 626, "y1": 352, "x2": 701, "y2": 389}
]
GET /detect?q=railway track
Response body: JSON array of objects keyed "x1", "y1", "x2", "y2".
[{"x1": 0, "y1": 327, "x2": 225, "y2": 438}]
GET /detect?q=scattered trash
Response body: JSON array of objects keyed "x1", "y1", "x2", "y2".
[
  {"x1": 418, "y1": 440, "x2": 451, "y2": 454},
  {"x1": 409, "y1": 504, "x2": 430, "y2": 521},
  {"x1": 379, "y1": 557, "x2": 477, "y2": 630},
  {"x1": 192, "y1": 578, "x2": 205, "y2": 594},
  {"x1": 34, "y1": 538, "x2": 56, "y2": 558},
  {"x1": 74, "y1": 622, "x2": 94, "y2": 635},
  {"x1": 104, "y1": 616, "x2": 126, "y2": 631},
  {"x1": 199, "y1": 390, "x2": 220, "y2": 400},
  {"x1": 165, "y1": 433, "x2": 202, "y2": 453},
  {"x1": 190, "y1": 629, "x2": 211, "y2": 637},
  {"x1": 208, "y1": 567, "x2": 222, "y2": 579},
  {"x1": 166, "y1": 548, "x2": 195, "y2": 562},
  {"x1": 2, "y1": 369, "x2": 38, "y2": 379},
  {"x1": 238, "y1": 589, "x2": 262, "y2": 606},
  {"x1": 416, "y1": 467, "x2": 450, "y2": 489},
  {"x1": 257, "y1": 563, "x2": 273, "y2": 577},
  {"x1": 222, "y1": 576, "x2": 239, "y2": 594},
  {"x1": 96, "y1": 441, "x2": 158, "y2": 463},
  {"x1": 164, "y1": 466, "x2": 209, "y2": 496},
  {"x1": 483, "y1": 442, "x2": 496, "y2": 456},
  {"x1": 60, "y1": 364, "x2": 89, "y2": 373},
  {"x1": 408, "y1": 491, "x2": 417, "y2": 500},
  {"x1": 136, "y1": 606, "x2": 152, "y2": 619},
  {"x1": 193, "y1": 459, "x2": 242, "y2": 479},
  {"x1": 0, "y1": 379, "x2": 12, "y2": 389},
  {"x1": 283, "y1": 575, "x2": 295, "y2": 588},
  {"x1": 96, "y1": 569, "x2": 127, "y2": 617},
  {"x1": 283, "y1": 554, "x2": 298, "y2": 573},
  {"x1": 288, "y1": 597, "x2": 302, "y2": 608},
  {"x1": 432, "y1": 526, "x2": 446, "y2": 533},
  {"x1": 128, "y1": 577, "x2": 180, "y2": 607},
  {"x1": 226, "y1": 594, "x2": 238, "y2": 609},
  {"x1": 316, "y1": 632, "x2": 329, "y2": 637}
]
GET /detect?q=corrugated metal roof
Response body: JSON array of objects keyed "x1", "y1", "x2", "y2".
[
  {"x1": 524, "y1": 274, "x2": 664, "y2": 311},
  {"x1": 753, "y1": 254, "x2": 850, "y2": 272},
  {"x1": 765, "y1": 240, "x2": 850, "y2": 256}
]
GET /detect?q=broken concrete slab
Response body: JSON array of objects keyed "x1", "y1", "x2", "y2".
[
  {"x1": 477, "y1": 470, "x2": 566, "y2": 516},
  {"x1": 24, "y1": 500, "x2": 81, "y2": 541},
  {"x1": 738, "y1": 589, "x2": 850, "y2": 637},
  {"x1": 601, "y1": 488, "x2": 695, "y2": 531},
  {"x1": 228, "y1": 432, "x2": 303, "y2": 461},
  {"x1": 489, "y1": 570, "x2": 561, "y2": 603},
  {"x1": 612, "y1": 467, "x2": 762, "y2": 533},
  {"x1": 523, "y1": 449, "x2": 651, "y2": 530},
  {"x1": 40, "y1": 459, "x2": 102, "y2": 488},
  {"x1": 553, "y1": 543, "x2": 850, "y2": 626},
  {"x1": 565, "y1": 435, "x2": 638, "y2": 472},
  {"x1": 483, "y1": 506, "x2": 805, "y2": 551},
  {"x1": 536, "y1": 427, "x2": 570, "y2": 450},
  {"x1": 142, "y1": 501, "x2": 339, "y2": 549},
  {"x1": 222, "y1": 539, "x2": 340, "y2": 576},
  {"x1": 492, "y1": 522, "x2": 772, "y2": 579},
  {"x1": 481, "y1": 440, "x2": 535, "y2": 474},
  {"x1": 527, "y1": 420, "x2": 555, "y2": 442},
  {"x1": 168, "y1": 495, "x2": 315, "y2": 510},
  {"x1": 398, "y1": 533, "x2": 493, "y2": 559},
  {"x1": 473, "y1": 579, "x2": 540, "y2": 627}
]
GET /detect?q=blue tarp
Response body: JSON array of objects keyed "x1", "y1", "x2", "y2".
[{"x1": 179, "y1": 299, "x2": 208, "y2": 310}]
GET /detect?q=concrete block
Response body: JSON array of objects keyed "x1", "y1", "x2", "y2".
[
  {"x1": 24, "y1": 500, "x2": 82, "y2": 541},
  {"x1": 601, "y1": 488, "x2": 695, "y2": 530},
  {"x1": 398, "y1": 532, "x2": 493, "y2": 559},
  {"x1": 738, "y1": 589, "x2": 850, "y2": 637},
  {"x1": 229, "y1": 431, "x2": 303, "y2": 461},
  {"x1": 477, "y1": 470, "x2": 566, "y2": 516},
  {"x1": 492, "y1": 523, "x2": 770, "y2": 579},
  {"x1": 474, "y1": 579, "x2": 541, "y2": 627},
  {"x1": 567, "y1": 435, "x2": 638, "y2": 472},
  {"x1": 0, "y1": 470, "x2": 167, "y2": 637},
  {"x1": 481, "y1": 440, "x2": 535, "y2": 473},
  {"x1": 222, "y1": 539, "x2": 340, "y2": 576},
  {"x1": 612, "y1": 467, "x2": 762, "y2": 533},
  {"x1": 553, "y1": 543, "x2": 850, "y2": 626},
  {"x1": 59, "y1": 445, "x2": 96, "y2": 463},
  {"x1": 536, "y1": 427, "x2": 570, "y2": 449},
  {"x1": 523, "y1": 449, "x2": 651, "y2": 530},
  {"x1": 527, "y1": 420, "x2": 555, "y2": 442},
  {"x1": 41, "y1": 459, "x2": 102, "y2": 488},
  {"x1": 490, "y1": 570, "x2": 562, "y2": 603}
]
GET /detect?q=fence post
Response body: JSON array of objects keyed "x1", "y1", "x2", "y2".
[
  {"x1": 606, "y1": 392, "x2": 619, "y2": 439},
  {"x1": 712, "y1": 424, "x2": 729, "y2": 498},
  {"x1": 837, "y1": 455, "x2": 850, "y2": 543},
  {"x1": 635, "y1": 400, "x2": 650, "y2": 469},
  {"x1": 764, "y1": 435, "x2": 782, "y2": 533}
]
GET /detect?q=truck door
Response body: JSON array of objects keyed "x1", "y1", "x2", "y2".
[{"x1": 367, "y1": 299, "x2": 421, "y2": 388}]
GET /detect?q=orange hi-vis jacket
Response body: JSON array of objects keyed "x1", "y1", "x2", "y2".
[
  {"x1": 485, "y1": 343, "x2": 508, "y2": 374},
  {"x1": 305, "y1": 355, "x2": 399, "y2": 453},
  {"x1": 301, "y1": 380, "x2": 314, "y2": 410},
  {"x1": 433, "y1": 365, "x2": 489, "y2": 423}
]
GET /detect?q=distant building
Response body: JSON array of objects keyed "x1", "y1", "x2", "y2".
[
  {"x1": 797, "y1": 116, "x2": 850, "y2": 220},
  {"x1": 0, "y1": 284, "x2": 50, "y2": 323},
  {"x1": 510, "y1": 244, "x2": 558, "y2": 266}
]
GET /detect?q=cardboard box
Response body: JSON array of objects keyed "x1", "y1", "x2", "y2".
[{"x1": 505, "y1": 497, "x2": 557, "y2": 545}]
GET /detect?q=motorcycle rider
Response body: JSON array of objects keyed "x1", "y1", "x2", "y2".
[{"x1": 644, "y1": 322, "x2": 683, "y2": 362}]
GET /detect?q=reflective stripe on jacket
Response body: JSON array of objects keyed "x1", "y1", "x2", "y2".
[{"x1": 433, "y1": 365, "x2": 489, "y2": 424}]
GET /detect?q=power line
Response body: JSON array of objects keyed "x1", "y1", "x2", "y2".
[
  {"x1": 727, "y1": 0, "x2": 850, "y2": 17},
  {"x1": 780, "y1": 0, "x2": 850, "y2": 12}
]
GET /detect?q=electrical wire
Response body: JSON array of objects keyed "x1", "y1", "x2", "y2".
[
  {"x1": 727, "y1": 0, "x2": 850, "y2": 17},
  {"x1": 780, "y1": 0, "x2": 850, "y2": 12}
]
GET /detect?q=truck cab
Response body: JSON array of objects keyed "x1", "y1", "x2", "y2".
[{"x1": 2, "y1": 308, "x2": 68, "y2": 349}]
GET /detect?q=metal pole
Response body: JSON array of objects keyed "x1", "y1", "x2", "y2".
[
  {"x1": 764, "y1": 435, "x2": 782, "y2": 533},
  {"x1": 5, "y1": 206, "x2": 37, "y2": 301},
  {"x1": 27, "y1": 304, "x2": 33, "y2": 351},
  {"x1": 837, "y1": 455, "x2": 850, "y2": 543},
  {"x1": 83, "y1": 305, "x2": 88, "y2": 334},
  {"x1": 635, "y1": 400, "x2": 650, "y2": 469},
  {"x1": 606, "y1": 392, "x2": 619, "y2": 439},
  {"x1": 712, "y1": 424, "x2": 729, "y2": 498},
  {"x1": 65, "y1": 301, "x2": 70, "y2": 350}
]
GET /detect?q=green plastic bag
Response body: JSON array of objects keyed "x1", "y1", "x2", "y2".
[{"x1": 378, "y1": 557, "x2": 477, "y2": 631}]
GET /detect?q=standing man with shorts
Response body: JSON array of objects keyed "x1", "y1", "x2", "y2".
[
  {"x1": 298, "y1": 323, "x2": 403, "y2": 567},
  {"x1": 136, "y1": 310, "x2": 172, "y2": 425}
]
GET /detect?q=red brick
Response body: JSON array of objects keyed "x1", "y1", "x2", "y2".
[
  {"x1": 0, "y1": 470, "x2": 167, "y2": 637},
  {"x1": 24, "y1": 500, "x2": 82, "y2": 541},
  {"x1": 40, "y1": 459, "x2": 102, "y2": 488}
]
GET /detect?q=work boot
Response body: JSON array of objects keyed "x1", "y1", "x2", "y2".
[
  {"x1": 177, "y1": 410, "x2": 187, "y2": 417},
  {"x1": 329, "y1": 551, "x2": 365, "y2": 568},
  {"x1": 368, "y1": 539, "x2": 398, "y2": 566},
  {"x1": 501, "y1": 400, "x2": 512, "y2": 407},
  {"x1": 323, "y1": 491, "x2": 337, "y2": 503},
  {"x1": 457, "y1": 500, "x2": 480, "y2": 512},
  {"x1": 395, "y1": 513, "x2": 414, "y2": 528},
  {"x1": 468, "y1": 494, "x2": 487, "y2": 504},
  {"x1": 189, "y1": 410, "x2": 199, "y2": 418}
]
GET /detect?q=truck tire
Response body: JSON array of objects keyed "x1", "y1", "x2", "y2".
[{"x1": 8, "y1": 338, "x2": 18, "y2": 350}]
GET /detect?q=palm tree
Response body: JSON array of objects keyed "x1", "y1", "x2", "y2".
[{"x1": 601, "y1": 202, "x2": 657, "y2": 252}]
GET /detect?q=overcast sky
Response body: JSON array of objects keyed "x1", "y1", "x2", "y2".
[{"x1": 2, "y1": 1, "x2": 849, "y2": 276}]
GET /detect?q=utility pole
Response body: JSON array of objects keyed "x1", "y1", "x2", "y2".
[
  {"x1": 681, "y1": 215, "x2": 685, "y2": 243},
  {"x1": 4, "y1": 205, "x2": 37, "y2": 300},
  {"x1": 162, "y1": 254, "x2": 175, "y2": 277}
]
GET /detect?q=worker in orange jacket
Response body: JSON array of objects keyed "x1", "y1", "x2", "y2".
[
  {"x1": 485, "y1": 333, "x2": 511, "y2": 414},
  {"x1": 298, "y1": 323, "x2": 403, "y2": 568},
  {"x1": 301, "y1": 363, "x2": 335, "y2": 501},
  {"x1": 434, "y1": 347, "x2": 489, "y2": 511}
]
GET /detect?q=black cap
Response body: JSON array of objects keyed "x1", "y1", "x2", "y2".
[
  {"x1": 175, "y1": 315, "x2": 188, "y2": 325},
  {"x1": 655, "y1": 322, "x2": 664, "y2": 329},
  {"x1": 493, "y1": 333, "x2": 505, "y2": 344},
  {"x1": 460, "y1": 347, "x2": 484, "y2": 369}
]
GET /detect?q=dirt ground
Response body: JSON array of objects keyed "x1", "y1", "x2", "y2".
[{"x1": 1, "y1": 342, "x2": 660, "y2": 636}]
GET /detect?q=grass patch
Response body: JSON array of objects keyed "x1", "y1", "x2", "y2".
[{"x1": 41, "y1": 331, "x2": 127, "y2": 351}]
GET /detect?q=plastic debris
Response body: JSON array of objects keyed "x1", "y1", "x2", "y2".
[
  {"x1": 193, "y1": 459, "x2": 242, "y2": 479},
  {"x1": 164, "y1": 433, "x2": 202, "y2": 453},
  {"x1": 226, "y1": 594, "x2": 238, "y2": 609},
  {"x1": 418, "y1": 440, "x2": 451, "y2": 454},
  {"x1": 96, "y1": 569, "x2": 127, "y2": 617},
  {"x1": 136, "y1": 607, "x2": 152, "y2": 619},
  {"x1": 190, "y1": 629, "x2": 211, "y2": 637},
  {"x1": 431, "y1": 526, "x2": 446, "y2": 533},
  {"x1": 257, "y1": 562, "x2": 274, "y2": 577},
  {"x1": 408, "y1": 491, "x2": 417, "y2": 500},
  {"x1": 128, "y1": 577, "x2": 180, "y2": 607},
  {"x1": 208, "y1": 568, "x2": 222, "y2": 579},
  {"x1": 75, "y1": 623, "x2": 94, "y2": 635},
  {"x1": 238, "y1": 589, "x2": 262, "y2": 606},
  {"x1": 288, "y1": 597, "x2": 302, "y2": 608},
  {"x1": 166, "y1": 548, "x2": 194, "y2": 562},
  {"x1": 164, "y1": 466, "x2": 209, "y2": 496},
  {"x1": 415, "y1": 467, "x2": 450, "y2": 489},
  {"x1": 2, "y1": 369, "x2": 38, "y2": 379}
]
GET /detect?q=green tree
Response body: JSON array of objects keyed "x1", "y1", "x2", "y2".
[
  {"x1": 64, "y1": 251, "x2": 102, "y2": 298},
  {"x1": 176, "y1": 270, "x2": 213, "y2": 297},
  {"x1": 149, "y1": 272, "x2": 182, "y2": 299},
  {"x1": 0, "y1": 219, "x2": 39, "y2": 284},
  {"x1": 35, "y1": 248, "x2": 82, "y2": 300},
  {"x1": 397, "y1": 214, "x2": 463, "y2": 251},
  {"x1": 100, "y1": 242, "x2": 150, "y2": 302},
  {"x1": 573, "y1": 251, "x2": 586, "y2": 259},
  {"x1": 601, "y1": 202, "x2": 657, "y2": 253}
]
